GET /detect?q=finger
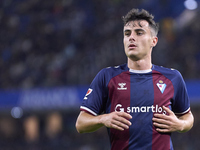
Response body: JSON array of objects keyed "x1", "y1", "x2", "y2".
[
  {"x1": 153, "y1": 121, "x2": 169, "y2": 129},
  {"x1": 153, "y1": 121, "x2": 171, "y2": 133},
  {"x1": 162, "y1": 106, "x2": 173, "y2": 115},
  {"x1": 115, "y1": 114, "x2": 132, "y2": 126},
  {"x1": 110, "y1": 123, "x2": 126, "y2": 131},
  {"x1": 112, "y1": 119, "x2": 130, "y2": 130},
  {"x1": 118, "y1": 112, "x2": 132, "y2": 120},
  {"x1": 153, "y1": 113, "x2": 169, "y2": 120},
  {"x1": 152, "y1": 117, "x2": 170, "y2": 126},
  {"x1": 155, "y1": 127, "x2": 170, "y2": 133}
]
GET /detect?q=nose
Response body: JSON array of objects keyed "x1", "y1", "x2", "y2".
[{"x1": 129, "y1": 33, "x2": 135, "y2": 42}]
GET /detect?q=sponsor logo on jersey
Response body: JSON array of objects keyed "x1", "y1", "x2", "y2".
[
  {"x1": 115, "y1": 104, "x2": 167, "y2": 114},
  {"x1": 117, "y1": 83, "x2": 127, "y2": 90},
  {"x1": 84, "y1": 88, "x2": 93, "y2": 100},
  {"x1": 156, "y1": 80, "x2": 166, "y2": 94}
]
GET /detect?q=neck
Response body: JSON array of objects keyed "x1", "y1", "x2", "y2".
[{"x1": 127, "y1": 57, "x2": 152, "y2": 70}]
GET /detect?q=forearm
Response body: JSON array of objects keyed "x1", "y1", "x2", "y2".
[
  {"x1": 177, "y1": 111, "x2": 194, "y2": 133},
  {"x1": 76, "y1": 110, "x2": 132, "y2": 133},
  {"x1": 76, "y1": 111, "x2": 104, "y2": 133}
]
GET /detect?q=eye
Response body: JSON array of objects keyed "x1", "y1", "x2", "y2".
[
  {"x1": 137, "y1": 31, "x2": 144, "y2": 35},
  {"x1": 124, "y1": 30, "x2": 131, "y2": 36},
  {"x1": 135, "y1": 29, "x2": 145, "y2": 36}
]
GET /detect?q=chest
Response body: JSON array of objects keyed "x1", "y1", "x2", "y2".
[{"x1": 107, "y1": 73, "x2": 174, "y2": 113}]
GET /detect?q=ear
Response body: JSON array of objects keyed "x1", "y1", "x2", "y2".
[{"x1": 151, "y1": 36, "x2": 158, "y2": 47}]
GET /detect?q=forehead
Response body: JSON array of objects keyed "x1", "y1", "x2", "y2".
[{"x1": 124, "y1": 20, "x2": 150, "y2": 30}]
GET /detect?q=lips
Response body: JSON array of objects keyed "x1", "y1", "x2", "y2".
[{"x1": 128, "y1": 43, "x2": 137, "y2": 49}]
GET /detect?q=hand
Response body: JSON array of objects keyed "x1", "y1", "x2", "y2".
[
  {"x1": 100, "y1": 111, "x2": 132, "y2": 131},
  {"x1": 152, "y1": 106, "x2": 184, "y2": 133}
]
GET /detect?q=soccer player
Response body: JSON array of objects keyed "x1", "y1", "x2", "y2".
[{"x1": 75, "y1": 8, "x2": 194, "y2": 150}]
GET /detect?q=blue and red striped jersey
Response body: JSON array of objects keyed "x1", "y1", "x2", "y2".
[{"x1": 80, "y1": 64, "x2": 190, "y2": 150}]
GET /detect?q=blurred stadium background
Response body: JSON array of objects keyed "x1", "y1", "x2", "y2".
[{"x1": 0, "y1": 0, "x2": 200, "y2": 149}]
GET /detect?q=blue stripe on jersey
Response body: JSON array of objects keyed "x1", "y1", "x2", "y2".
[{"x1": 129, "y1": 72, "x2": 154, "y2": 149}]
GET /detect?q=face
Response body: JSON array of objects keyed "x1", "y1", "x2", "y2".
[{"x1": 123, "y1": 20, "x2": 158, "y2": 61}]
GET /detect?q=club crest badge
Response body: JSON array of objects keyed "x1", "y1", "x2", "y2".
[{"x1": 156, "y1": 80, "x2": 166, "y2": 94}]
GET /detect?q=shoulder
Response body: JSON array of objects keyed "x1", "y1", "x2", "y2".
[
  {"x1": 91, "y1": 64, "x2": 129, "y2": 85},
  {"x1": 97, "y1": 63, "x2": 129, "y2": 77},
  {"x1": 152, "y1": 65, "x2": 183, "y2": 80}
]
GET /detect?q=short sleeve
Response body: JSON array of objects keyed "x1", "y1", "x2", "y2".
[
  {"x1": 80, "y1": 69, "x2": 108, "y2": 116},
  {"x1": 172, "y1": 71, "x2": 190, "y2": 115}
]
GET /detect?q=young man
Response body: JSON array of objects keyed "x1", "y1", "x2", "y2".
[{"x1": 76, "y1": 8, "x2": 194, "y2": 150}]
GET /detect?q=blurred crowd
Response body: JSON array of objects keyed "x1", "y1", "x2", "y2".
[
  {"x1": 0, "y1": 0, "x2": 200, "y2": 149},
  {"x1": 0, "y1": 0, "x2": 200, "y2": 89},
  {"x1": 0, "y1": 110, "x2": 110, "y2": 150}
]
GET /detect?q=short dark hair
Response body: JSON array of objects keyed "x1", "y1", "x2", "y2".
[{"x1": 122, "y1": 8, "x2": 159, "y2": 36}]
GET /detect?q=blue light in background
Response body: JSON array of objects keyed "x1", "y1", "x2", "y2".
[{"x1": 184, "y1": 0, "x2": 198, "y2": 10}]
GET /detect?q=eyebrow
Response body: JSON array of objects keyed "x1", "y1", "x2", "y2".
[
  {"x1": 124, "y1": 29, "x2": 131, "y2": 32},
  {"x1": 123, "y1": 28, "x2": 146, "y2": 33},
  {"x1": 135, "y1": 28, "x2": 146, "y2": 32}
]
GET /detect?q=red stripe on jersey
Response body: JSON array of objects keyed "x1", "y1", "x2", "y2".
[
  {"x1": 152, "y1": 70, "x2": 174, "y2": 150},
  {"x1": 108, "y1": 71, "x2": 130, "y2": 150}
]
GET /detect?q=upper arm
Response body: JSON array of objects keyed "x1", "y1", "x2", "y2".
[
  {"x1": 177, "y1": 111, "x2": 194, "y2": 132},
  {"x1": 177, "y1": 111, "x2": 194, "y2": 122}
]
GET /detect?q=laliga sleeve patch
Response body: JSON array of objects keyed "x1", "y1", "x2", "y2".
[{"x1": 84, "y1": 88, "x2": 93, "y2": 100}]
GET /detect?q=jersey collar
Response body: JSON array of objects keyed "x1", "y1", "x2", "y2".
[{"x1": 129, "y1": 68, "x2": 152, "y2": 73}]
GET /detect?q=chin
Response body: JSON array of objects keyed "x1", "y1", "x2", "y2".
[{"x1": 128, "y1": 55, "x2": 140, "y2": 61}]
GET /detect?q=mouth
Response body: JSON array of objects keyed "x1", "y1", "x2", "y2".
[{"x1": 128, "y1": 44, "x2": 137, "y2": 49}]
